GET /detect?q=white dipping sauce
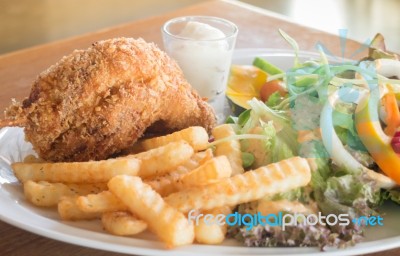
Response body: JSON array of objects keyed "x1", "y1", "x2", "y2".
[{"x1": 166, "y1": 21, "x2": 234, "y2": 100}]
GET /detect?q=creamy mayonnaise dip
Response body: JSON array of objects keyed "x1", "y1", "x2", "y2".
[{"x1": 165, "y1": 21, "x2": 234, "y2": 100}]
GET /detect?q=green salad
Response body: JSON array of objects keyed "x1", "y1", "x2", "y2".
[{"x1": 222, "y1": 30, "x2": 400, "y2": 249}]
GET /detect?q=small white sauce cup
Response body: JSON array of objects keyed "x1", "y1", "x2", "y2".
[{"x1": 161, "y1": 16, "x2": 238, "y2": 102}]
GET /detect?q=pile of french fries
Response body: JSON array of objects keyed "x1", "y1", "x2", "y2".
[{"x1": 11, "y1": 125, "x2": 312, "y2": 248}]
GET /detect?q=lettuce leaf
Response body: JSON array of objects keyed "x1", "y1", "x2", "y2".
[
  {"x1": 332, "y1": 102, "x2": 367, "y2": 152},
  {"x1": 270, "y1": 187, "x2": 311, "y2": 203},
  {"x1": 229, "y1": 222, "x2": 363, "y2": 250},
  {"x1": 270, "y1": 135, "x2": 294, "y2": 163},
  {"x1": 237, "y1": 98, "x2": 298, "y2": 167},
  {"x1": 239, "y1": 120, "x2": 273, "y2": 167},
  {"x1": 250, "y1": 99, "x2": 299, "y2": 157}
]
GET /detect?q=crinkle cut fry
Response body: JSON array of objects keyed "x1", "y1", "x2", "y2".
[
  {"x1": 12, "y1": 157, "x2": 141, "y2": 183},
  {"x1": 131, "y1": 140, "x2": 194, "y2": 179},
  {"x1": 101, "y1": 211, "x2": 147, "y2": 236},
  {"x1": 140, "y1": 126, "x2": 209, "y2": 151},
  {"x1": 24, "y1": 181, "x2": 107, "y2": 207},
  {"x1": 194, "y1": 205, "x2": 232, "y2": 244},
  {"x1": 108, "y1": 175, "x2": 194, "y2": 248},
  {"x1": 212, "y1": 124, "x2": 244, "y2": 175},
  {"x1": 164, "y1": 157, "x2": 311, "y2": 212},
  {"x1": 145, "y1": 149, "x2": 213, "y2": 196}
]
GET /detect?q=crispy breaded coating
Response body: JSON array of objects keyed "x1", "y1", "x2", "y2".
[{"x1": 2, "y1": 38, "x2": 216, "y2": 162}]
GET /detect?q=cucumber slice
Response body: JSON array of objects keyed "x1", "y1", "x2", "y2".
[{"x1": 252, "y1": 57, "x2": 284, "y2": 75}]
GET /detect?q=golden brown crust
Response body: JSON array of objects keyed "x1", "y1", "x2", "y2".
[
  {"x1": 5, "y1": 38, "x2": 216, "y2": 161},
  {"x1": 1, "y1": 99, "x2": 26, "y2": 127}
]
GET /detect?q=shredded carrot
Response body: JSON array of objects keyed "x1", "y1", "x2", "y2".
[{"x1": 383, "y1": 91, "x2": 400, "y2": 136}]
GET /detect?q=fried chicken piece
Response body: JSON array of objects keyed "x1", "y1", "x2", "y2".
[{"x1": 1, "y1": 38, "x2": 216, "y2": 162}]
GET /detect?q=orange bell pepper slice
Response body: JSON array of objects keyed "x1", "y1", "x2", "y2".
[
  {"x1": 355, "y1": 89, "x2": 400, "y2": 184},
  {"x1": 383, "y1": 90, "x2": 400, "y2": 136}
]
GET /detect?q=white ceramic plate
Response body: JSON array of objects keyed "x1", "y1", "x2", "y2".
[{"x1": 0, "y1": 49, "x2": 399, "y2": 256}]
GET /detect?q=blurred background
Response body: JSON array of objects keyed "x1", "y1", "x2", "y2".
[{"x1": 0, "y1": 0, "x2": 399, "y2": 55}]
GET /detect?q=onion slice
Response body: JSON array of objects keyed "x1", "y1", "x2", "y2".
[{"x1": 320, "y1": 87, "x2": 396, "y2": 189}]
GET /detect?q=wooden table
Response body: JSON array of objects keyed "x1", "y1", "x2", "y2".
[{"x1": 0, "y1": 0, "x2": 397, "y2": 255}]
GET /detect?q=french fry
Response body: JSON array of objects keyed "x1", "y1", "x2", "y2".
[
  {"x1": 58, "y1": 196, "x2": 100, "y2": 221},
  {"x1": 12, "y1": 158, "x2": 141, "y2": 183},
  {"x1": 193, "y1": 148, "x2": 214, "y2": 165},
  {"x1": 23, "y1": 181, "x2": 107, "y2": 207},
  {"x1": 145, "y1": 149, "x2": 213, "y2": 196},
  {"x1": 165, "y1": 157, "x2": 311, "y2": 212},
  {"x1": 76, "y1": 154, "x2": 229, "y2": 214},
  {"x1": 108, "y1": 175, "x2": 194, "y2": 248},
  {"x1": 102, "y1": 211, "x2": 147, "y2": 236},
  {"x1": 77, "y1": 190, "x2": 128, "y2": 213},
  {"x1": 194, "y1": 206, "x2": 231, "y2": 244},
  {"x1": 179, "y1": 156, "x2": 232, "y2": 187},
  {"x1": 132, "y1": 140, "x2": 194, "y2": 178},
  {"x1": 212, "y1": 124, "x2": 244, "y2": 175},
  {"x1": 140, "y1": 126, "x2": 209, "y2": 151}
]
